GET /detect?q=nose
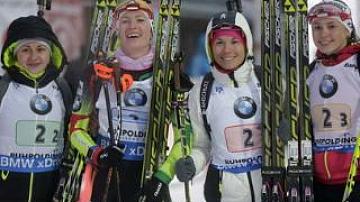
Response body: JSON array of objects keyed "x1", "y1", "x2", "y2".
[
  {"x1": 222, "y1": 42, "x2": 233, "y2": 53},
  {"x1": 129, "y1": 19, "x2": 136, "y2": 28},
  {"x1": 30, "y1": 51, "x2": 39, "y2": 61},
  {"x1": 30, "y1": 51, "x2": 39, "y2": 60},
  {"x1": 319, "y1": 27, "x2": 330, "y2": 37}
]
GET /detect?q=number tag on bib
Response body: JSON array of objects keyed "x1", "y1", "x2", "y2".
[
  {"x1": 224, "y1": 124, "x2": 261, "y2": 153},
  {"x1": 312, "y1": 104, "x2": 351, "y2": 132},
  {"x1": 16, "y1": 120, "x2": 63, "y2": 147}
]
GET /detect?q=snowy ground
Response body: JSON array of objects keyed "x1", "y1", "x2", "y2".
[
  {"x1": 169, "y1": 169, "x2": 207, "y2": 202},
  {"x1": 166, "y1": 124, "x2": 207, "y2": 202}
]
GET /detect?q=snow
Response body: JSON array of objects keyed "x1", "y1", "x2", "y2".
[{"x1": 169, "y1": 170, "x2": 207, "y2": 202}]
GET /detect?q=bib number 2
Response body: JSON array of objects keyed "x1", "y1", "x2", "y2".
[
  {"x1": 225, "y1": 124, "x2": 261, "y2": 153},
  {"x1": 16, "y1": 120, "x2": 63, "y2": 147}
]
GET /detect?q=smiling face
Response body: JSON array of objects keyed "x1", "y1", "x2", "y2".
[
  {"x1": 16, "y1": 42, "x2": 51, "y2": 74},
  {"x1": 311, "y1": 17, "x2": 350, "y2": 55},
  {"x1": 211, "y1": 35, "x2": 246, "y2": 71},
  {"x1": 116, "y1": 10, "x2": 152, "y2": 59}
]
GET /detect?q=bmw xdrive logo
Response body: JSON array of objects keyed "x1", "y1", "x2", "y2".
[
  {"x1": 124, "y1": 88, "x2": 147, "y2": 106},
  {"x1": 234, "y1": 96, "x2": 257, "y2": 119},
  {"x1": 30, "y1": 94, "x2": 52, "y2": 115},
  {"x1": 319, "y1": 74, "x2": 338, "y2": 98}
]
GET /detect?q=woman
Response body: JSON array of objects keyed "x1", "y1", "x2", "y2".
[
  {"x1": 68, "y1": 0, "x2": 184, "y2": 201},
  {"x1": 0, "y1": 15, "x2": 70, "y2": 202},
  {"x1": 175, "y1": 10, "x2": 262, "y2": 202},
  {"x1": 306, "y1": 1, "x2": 360, "y2": 201}
]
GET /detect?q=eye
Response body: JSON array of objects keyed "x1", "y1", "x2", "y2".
[
  {"x1": 313, "y1": 25, "x2": 321, "y2": 31},
  {"x1": 215, "y1": 40, "x2": 224, "y2": 46},
  {"x1": 18, "y1": 46, "x2": 30, "y2": 54},
  {"x1": 328, "y1": 24, "x2": 337, "y2": 29},
  {"x1": 120, "y1": 18, "x2": 130, "y2": 24},
  {"x1": 136, "y1": 17, "x2": 146, "y2": 23},
  {"x1": 37, "y1": 46, "x2": 48, "y2": 52},
  {"x1": 231, "y1": 39, "x2": 241, "y2": 45}
]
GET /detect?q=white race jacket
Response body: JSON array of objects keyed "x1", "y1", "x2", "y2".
[{"x1": 188, "y1": 60, "x2": 262, "y2": 202}]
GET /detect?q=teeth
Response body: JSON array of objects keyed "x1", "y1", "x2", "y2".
[
  {"x1": 223, "y1": 57, "x2": 234, "y2": 61},
  {"x1": 127, "y1": 33, "x2": 139, "y2": 38}
]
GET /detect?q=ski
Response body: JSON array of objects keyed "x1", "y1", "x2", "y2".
[
  {"x1": 283, "y1": 0, "x2": 313, "y2": 201},
  {"x1": 140, "y1": 0, "x2": 182, "y2": 191},
  {"x1": 296, "y1": 1, "x2": 314, "y2": 201},
  {"x1": 88, "y1": 0, "x2": 109, "y2": 63},
  {"x1": 283, "y1": 0, "x2": 301, "y2": 201},
  {"x1": 261, "y1": 0, "x2": 274, "y2": 200},
  {"x1": 261, "y1": 0, "x2": 286, "y2": 201}
]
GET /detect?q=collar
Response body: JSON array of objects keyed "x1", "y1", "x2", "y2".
[
  {"x1": 316, "y1": 43, "x2": 360, "y2": 66},
  {"x1": 211, "y1": 59, "x2": 253, "y2": 87}
]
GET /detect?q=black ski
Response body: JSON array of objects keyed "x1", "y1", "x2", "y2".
[
  {"x1": 261, "y1": 0, "x2": 286, "y2": 201},
  {"x1": 297, "y1": 1, "x2": 314, "y2": 201},
  {"x1": 140, "y1": 0, "x2": 182, "y2": 190}
]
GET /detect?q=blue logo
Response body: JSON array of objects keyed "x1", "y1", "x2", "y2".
[
  {"x1": 319, "y1": 74, "x2": 338, "y2": 98},
  {"x1": 233, "y1": 96, "x2": 257, "y2": 119},
  {"x1": 124, "y1": 88, "x2": 147, "y2": 106},
  {"x1": 30, "y1": 94, "x2": 52, "y2": 115}
]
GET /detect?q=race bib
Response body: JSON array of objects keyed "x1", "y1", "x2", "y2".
[
  {"x1": 224, "y1": 124, "x2": 262, "y2": 153},
  {"x1": 312, "y1": 104, "x2": 351, "y2": 132},
  {"x1": 16, "y1": 120, "x2": 63, "y2": 147}
]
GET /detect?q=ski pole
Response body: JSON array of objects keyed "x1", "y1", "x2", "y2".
[
  {"x1": 226, "y1": 0, "x2": 242, "y2": 12},
  {"x1": 37, "y1": 0, "x2": 51, "y2": 17},
  {"x1": 173, "y1": 53, "x2": 192, "y2": 202},
  {"x1": 94, "y1": 59, "x2": 122, "y2": 202}
]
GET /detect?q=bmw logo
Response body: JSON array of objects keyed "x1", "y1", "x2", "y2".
[
  {"x1": 234, "y1": 96, "x2": 257, "y2": 119},
  {"x1": 124, "y1": 88, "x2": 147, "y2": 106},
  {"x1": 319, "y1": 74, "x2": 338, "y2": 98},
  {"x1": 30, "y1": 94, "x2": 52, "y2": 115}
]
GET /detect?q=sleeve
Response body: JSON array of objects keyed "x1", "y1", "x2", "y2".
[
  {"x1": 68, "y1": 79, "x2": 97, "y2": 157},
  {"x1": 155, "y1": 94, "x2": 194, "y2": 184},
  {"x1": 188, "y1": 84, "x2": 211, "y2": 175},
  {"x1": 155, "y1": 82, "x2": 211, "y2": 184}
]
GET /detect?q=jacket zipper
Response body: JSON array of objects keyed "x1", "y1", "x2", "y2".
[{"x1": 247, "y1": 172, "x2": 255, "y2": 202}]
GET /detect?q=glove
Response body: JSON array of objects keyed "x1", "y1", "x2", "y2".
[
  {"x1": 142, "y1": 176, "x2": 169, "y2": 202},
  {"x1": 175, "y1": 156, "x2": 196, "y2": 182},
  {"x1": 89, "y1": 145, "x2": 123, "y2": 167}
]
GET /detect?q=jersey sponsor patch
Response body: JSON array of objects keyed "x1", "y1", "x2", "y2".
[
  {"x1": 233, "y1": 96, "x2": 257, "y2": 119},
  {"x1": 30, "y1": 94, "x2": 52, "y2": 115},
  {"x1": 319, "y1": 74, "x2": 338, "y2": 98},
  {"x1": 224, "y1": 124, "x2": 262, "y2": 153},
  {"x1": 0, "y1": 153, "x2": 61, "y2": 173},
  {"x1": 97, "y1": 133, "x2": 145, "y2": 161},
  {"x1": 124, "y1": 88, "x2": 148, "y2": 106},
  {"x1": 314, "y1": 130, "x2": 356, "y2": 152},
  {"x1": 213, "y1": 154, "x2": 262, "y2": 173}
]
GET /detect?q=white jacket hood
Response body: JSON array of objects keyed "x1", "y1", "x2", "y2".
[{"x1": 204, "y1": 10, "x2": 254, "y2": 66}]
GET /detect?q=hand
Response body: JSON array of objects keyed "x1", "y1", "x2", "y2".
[
  {"x1": 89, "y1": 145, "x2": 123, "y2": 167},
  {"x1": 175, "y1": 156, "x2": 196, "y2": 182},
  {"x1": 142, "y1": 176, "x2": 169, "y2": 202}
]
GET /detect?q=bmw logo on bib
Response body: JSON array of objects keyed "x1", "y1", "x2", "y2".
[
  {"x1": 319, "y1": 74, "x2": 338, "y2": 98},
  {"x1": 124, "y1": 88, "x2": 147, "y2": 106},
  {"x1": 30, "y1": 94, "x2": 52, "y2": 115},
  {"x1": 234, "y1": 96, "x2": 257, "y2": 119}
]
